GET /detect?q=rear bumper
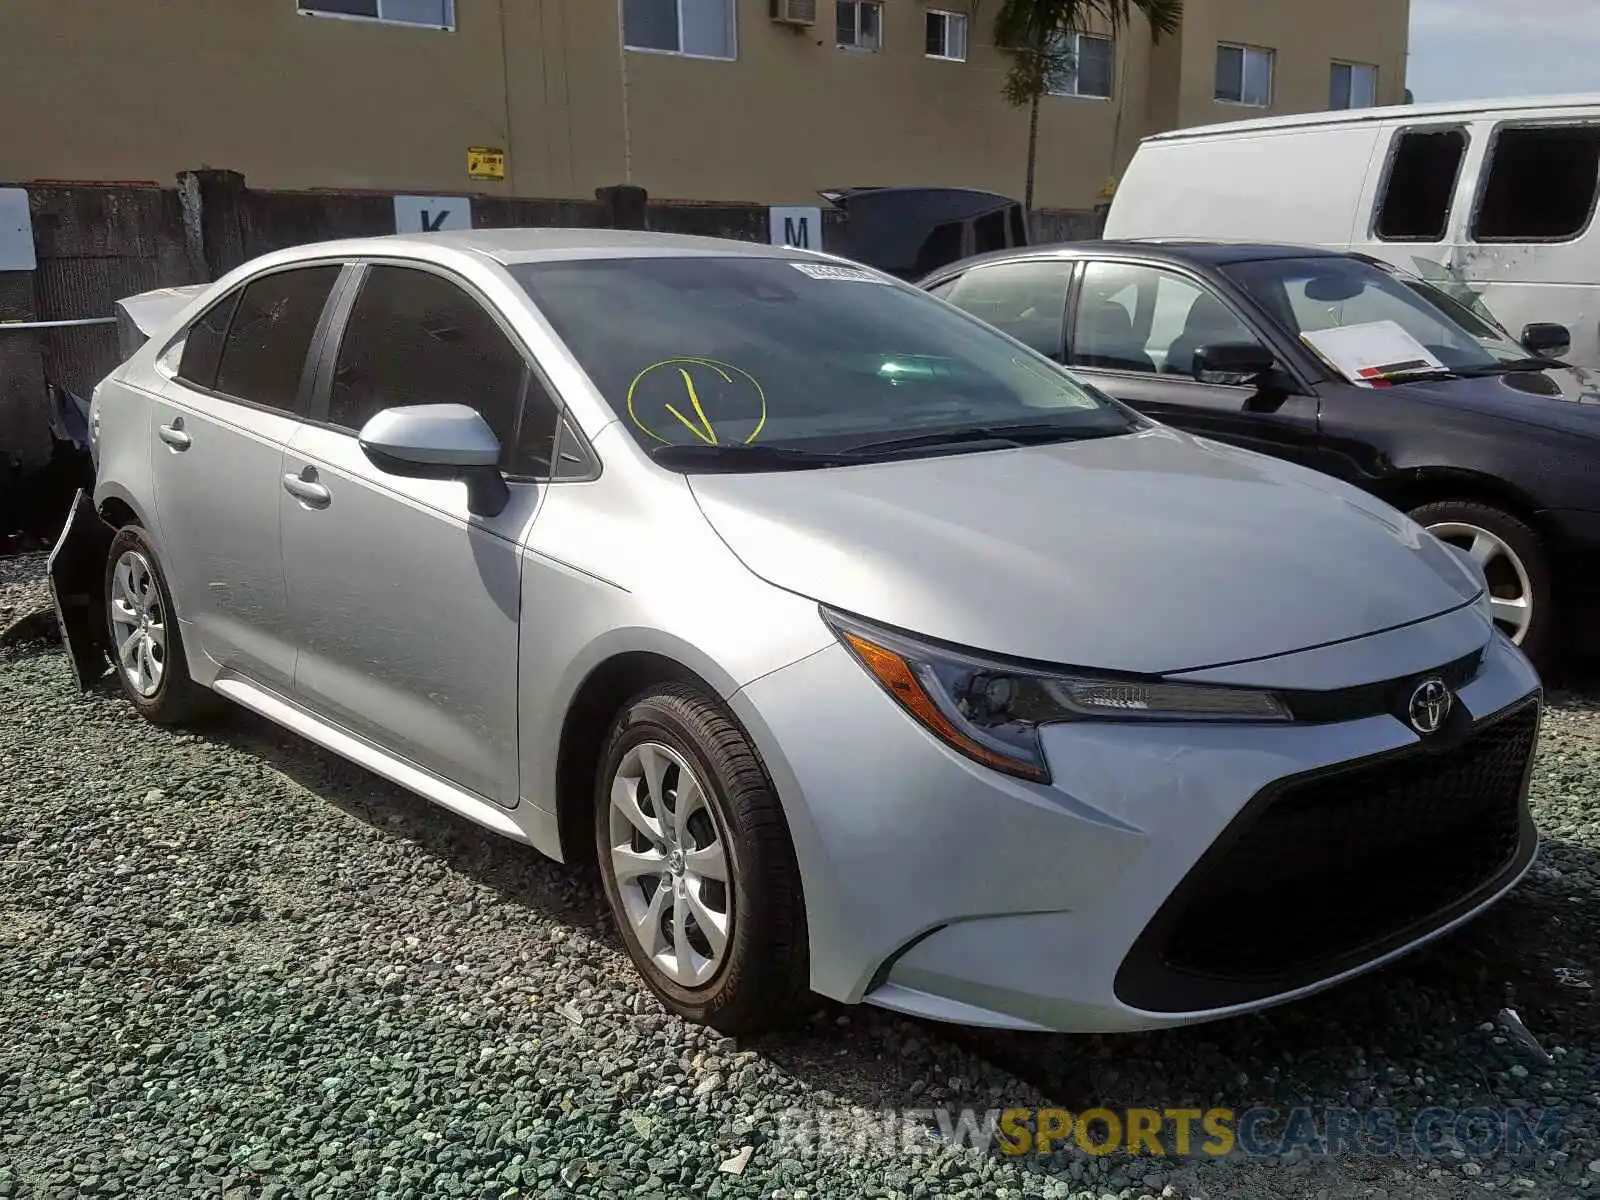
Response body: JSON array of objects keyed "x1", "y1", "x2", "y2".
[{"x1": 732, "y1": 617, "x2": 1540, "y2": 1033}]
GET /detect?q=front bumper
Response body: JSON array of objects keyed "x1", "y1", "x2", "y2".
[{"x1": 730, "y1": 615, "x2": 1541, "y2": 1033}]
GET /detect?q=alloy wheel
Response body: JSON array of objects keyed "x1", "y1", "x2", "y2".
[
  {"x1": 606, "y1": 741, "x2": 733, "y2": 988},
  {"x1": 1426, "y1": 520, "x2": 1533, "y2": 644},
  {"x1": 108, "y1": 549, "x2": 167, "y2": 697}
]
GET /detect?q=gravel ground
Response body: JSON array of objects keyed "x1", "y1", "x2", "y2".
[{"x1": 1, "y1": 555, "x2": 1598, "y2": 1199}]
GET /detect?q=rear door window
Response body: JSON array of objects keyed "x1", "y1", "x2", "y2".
[
  {"x1": 1472, "y1": 124, "x2": 1600, "y2": 242},
  {"x1": 1375, "y1": 128, "x2": 1468, "y2": 242},
  {"x1": 943, "y1": 260, "x2": 1073, "y2": 358},
  {"x1": 212, "y1": 266, "x2": 341, "y2": 413}
]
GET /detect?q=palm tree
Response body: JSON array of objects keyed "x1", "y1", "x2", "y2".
[{"x1": 992, "y1": 0, "x2": 1183, "y2": 220}]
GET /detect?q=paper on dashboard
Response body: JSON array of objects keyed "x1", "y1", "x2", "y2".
[{"x1": 1299, "y1": 320, "x2": 1446, "y2": 387}]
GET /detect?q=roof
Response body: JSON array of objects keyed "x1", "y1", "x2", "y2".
[
  {"x1": 1141, "y1": 92, "x2": 1600, "y2": 142},
  {"x1": 920, "y1": 239, "x2": 1345, "y2": 281},
  {"x1": 272, "y1": 227, "x2": 823, "y2": 267}
]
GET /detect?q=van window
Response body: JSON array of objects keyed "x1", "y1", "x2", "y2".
[
  {"x1": 1375, "y1": 128, "x2": 1468, "y2": 242},
  {"x1": 1473, "y1": 124, "x2": 1600, "y2": 243}
]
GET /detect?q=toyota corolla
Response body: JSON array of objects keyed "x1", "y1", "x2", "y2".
[{"x1": 52, "y1": 229, "x2": 1542, "y2": 1034}]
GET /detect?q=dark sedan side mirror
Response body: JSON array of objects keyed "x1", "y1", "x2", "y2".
[
  {"x1": 1521, "y1": 322, "x2": 1571, "y2": 359},
  {"x1": 358, "y1": 403, "x2": 510, "y2": 518},
  {"x1": 1193, "y1": 342, "x2": 1277, "y2": 386}
]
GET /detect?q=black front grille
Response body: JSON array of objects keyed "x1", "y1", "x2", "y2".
[
  {"x1": 1116, "y1": 698, "x2": 1540, "y2": 1013},
  {"x1": 1283, "y1": 648, "x2": 1484, "y2": 724}
]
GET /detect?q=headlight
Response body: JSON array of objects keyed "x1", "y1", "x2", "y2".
[{"x1": 823, "y1": 609, "x2": 1291, "y2": 784}]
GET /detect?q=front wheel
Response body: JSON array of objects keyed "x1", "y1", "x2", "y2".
[
  {"x1": 594, "y1": 684, "x2": 809, "y2": 1034},
  {"x1": 1411, "y1": 500, "x2": 1555, "y2": 668}
]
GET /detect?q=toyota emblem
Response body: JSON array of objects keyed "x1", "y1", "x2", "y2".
[{"x1": 1407, "y1": 677, "x2": 1453, "y2": 735}]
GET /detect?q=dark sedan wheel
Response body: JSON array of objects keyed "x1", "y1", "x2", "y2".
[
  {"x1": 1412, "y1": 500, "x2": 1554, "y2": 667},
  {"x1": 595, "y1": 684, "x2": 809, "y2": 1034}
]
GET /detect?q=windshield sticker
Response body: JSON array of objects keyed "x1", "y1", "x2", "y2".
[
  {"x1": 1299, "y1": 321, "x2": 1447, "y2": 388},
  {"x1": 625, "y1": 358, "x2": 768, "y2": 446},
  {"x1": 789, "y1": 262, "x2": 889, "y2": 284}
]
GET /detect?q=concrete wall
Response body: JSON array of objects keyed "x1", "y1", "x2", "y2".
[{"x1": 0, "y1": 1, "x2": 1409, "y2": 212}]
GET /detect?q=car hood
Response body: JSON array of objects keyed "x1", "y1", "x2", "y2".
[
  {"x1": 688, "y1": 426, "x2": 1482, "y2": 674},
  {"x1": 1394, "y1": 363, "x2": 1600, "y2": 438}
]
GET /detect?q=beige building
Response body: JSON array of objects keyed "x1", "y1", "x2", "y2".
[{"x1": 0, "y1": 0, "x2": 1408, "y2": 211}]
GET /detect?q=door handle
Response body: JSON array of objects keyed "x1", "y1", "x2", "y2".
[
  {"x1": 282, "y1": 470, "x2": 332, "y2": 509},
  {"x1": 157, "y1": 419, "x2": 191, "y2": 451}
]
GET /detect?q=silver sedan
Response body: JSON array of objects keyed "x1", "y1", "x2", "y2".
[{"x1": 54, "y1": 229, "x2": 1542, "y2": 1034}]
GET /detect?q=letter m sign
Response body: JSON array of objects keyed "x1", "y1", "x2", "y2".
[{"x1": 769, "y1": 206, "x2": 824, "y2": 251}]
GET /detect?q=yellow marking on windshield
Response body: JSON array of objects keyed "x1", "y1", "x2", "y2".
[
  {"x1": 625, "y1": 358, "x2": 769, "y2": 446},
  {"x1": 665, "y1": 368, "x2": 718, "y2": 444}
]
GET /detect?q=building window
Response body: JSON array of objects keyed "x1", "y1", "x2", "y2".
[
  {"x1": 838, "y1": 1, "x2": 883, "y2": 51},
  {"x1": 298, "y1": 1, "x2": 454, "y2": 29},
  {"x1": 1473, "y1": 124, "x2": 1600, "y2": 243},
  {"x1": 1331, "y1": 61, "x2": 1378, "y2": 109},
  {"x1": 1047, "y1": 32, "x2": 1115, "y2": 99},
  {"x1": 925, "y1": 10, "x2": 968, "y2": 61},
  {"x1": 1215, "y1": 43, "x2": 1273, "y2": 106},
  {"x1": 623, "y1": 0, "x2": 736, "y2": 60}
]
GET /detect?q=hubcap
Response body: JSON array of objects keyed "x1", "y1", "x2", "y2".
[
  {"x1": 1426, "y1": 521, "x2": 1534, "y2": 644},
  {"x1": 109, "y1": 549, "x2": 166, "y2": 697},
  {"x1": 607, "y1": 742, "x2": 732, "y2": 988}
]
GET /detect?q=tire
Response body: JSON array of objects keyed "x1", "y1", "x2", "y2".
[
  {"x1": 104, "y1": 525, "x2": 223, "y2": 726},
  {"x1": 1410, "y1": 500, "x2": 1557, "y2": 669},
  {"x1": 594, "y1": 683, "x2": 809, "y2": 1034}
]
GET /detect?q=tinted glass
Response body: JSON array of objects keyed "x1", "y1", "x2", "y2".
[
  {"x1": 330, "y1": 267, "x2": 558, "y2": 476},
  {"x1": 1473, "y1": 125, "x2": 1600, "y2": 242},
  {"x1": 513, "y1": 256, "x2": 1137, "y2": 454},
  {"x1": 1376, "y1": 129, "x2": 1467, "y2": 242},
  {"x1": 176, "y1": 292, "x2": 239, "y2": 391},
  {"x1": 1223, "y1": 256, "x2": 1525, "y2": 369},
  {"x1": 213, "y1": 266, "x2": 340, "y2": 412},
  {"x1": 1078, "y1": 35, "x2": 1115, "y2": 99},
  {"x1": 973, "y1": 211, "x2": 1009, "y2": 254},
  {"x1": 1214, "y1": 44, "x2": 1243, "y2": 101},
  {"x1": 943, "y1": 261, "x2": 1071, "y2": 358},
  {"x1": 624, "y1": 0, "x2": 678, "y2": 50},
  {"x1": 1072, "y1": 261, "x2": 1263, "y2": 377}
]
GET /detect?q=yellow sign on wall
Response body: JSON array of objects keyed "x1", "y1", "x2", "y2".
[{"x1": 468, "y1": 147, "x2": 506, "y2": 181}]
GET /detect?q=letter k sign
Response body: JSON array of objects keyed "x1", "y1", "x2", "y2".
[{"x1": 393, "y1": 195, "x2": 471, "y2": 235}]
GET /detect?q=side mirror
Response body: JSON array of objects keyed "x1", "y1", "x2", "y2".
[
  {"x1": 358, "y1": 403, "x2": 510, "y2": 518},
  {"x1": 1193, "y1": 342, "x2": 1277, "y2": 386},
  {"x1": 1521, "y1": 322, "x2": 1571, "y2": 359}
]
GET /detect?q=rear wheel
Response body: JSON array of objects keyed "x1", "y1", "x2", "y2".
[
  {"x1": 104, "y1": 525, "x2": 223, "y2": 726},
  {"x1": 595, "y1": 684, "x2": 809, "y2": 1034},
  {"x1": 1410, "y1": 500, "x2": 1555, "y2": 668}
]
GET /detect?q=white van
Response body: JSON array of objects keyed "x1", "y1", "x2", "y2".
[{"x1": 1103, "y1": 93, "x2": 1600, "y2": 367}]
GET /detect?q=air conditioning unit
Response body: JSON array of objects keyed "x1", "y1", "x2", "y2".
[{"x1": 770, "y1": 0, "x2": 817, "y2": 27}]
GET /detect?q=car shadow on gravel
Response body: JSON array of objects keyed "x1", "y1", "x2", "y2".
[
  {"x1": 202, "y1": 703, "x2": 621, "y2": 945},
  {"x1": 189, "y1": 674, "x2": 1597, "y2": 1193}
]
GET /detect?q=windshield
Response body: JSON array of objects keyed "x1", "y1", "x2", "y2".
[
  {"x1": 1221, "y1": 255, "x2": 1529, "y2": 373},
  {"x1": 511, "y1": 256, "x2": 1140, "y2": 460}
]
